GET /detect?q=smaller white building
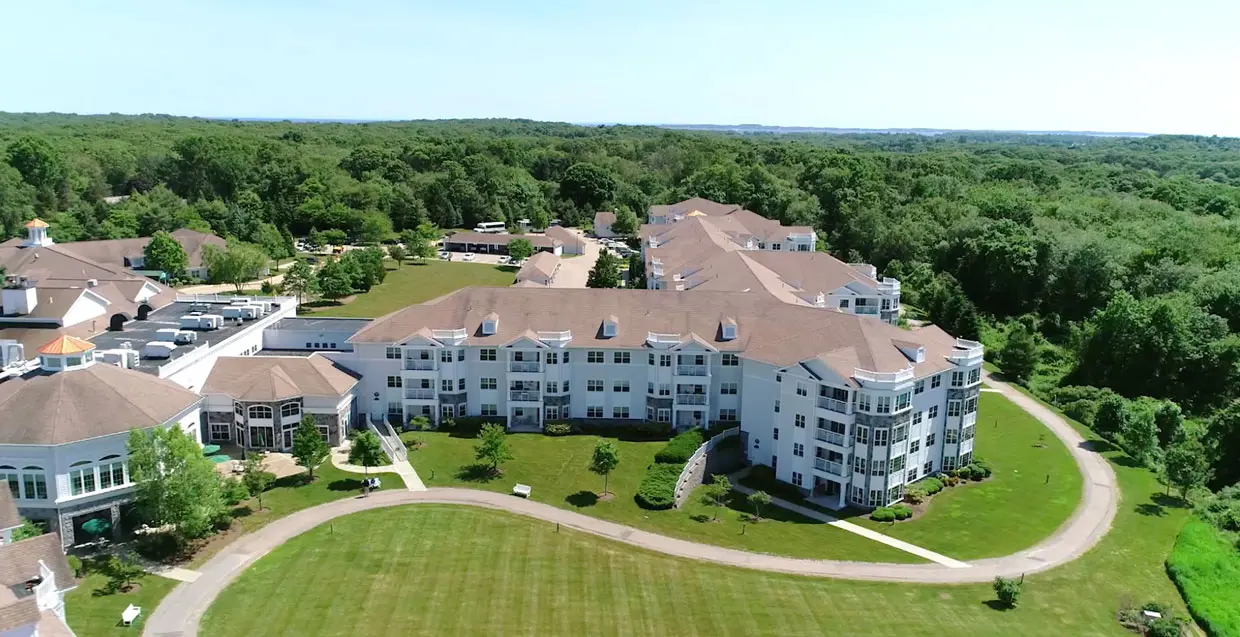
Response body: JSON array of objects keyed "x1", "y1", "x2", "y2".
[
  {"x1": 0, "y1": 530, "x2": 77, "y2": 636},
  {"x1": 593, "y1": 211, "x2": 616, "y2": 238}
]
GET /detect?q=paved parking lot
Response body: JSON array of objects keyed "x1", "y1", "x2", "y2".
[{"x1": 550, "y1": 231, "x2": 602, "y2": 288}]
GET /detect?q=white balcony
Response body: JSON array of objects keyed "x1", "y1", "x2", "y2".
[
  {"x1": 853, "y1": 367, "x2": 915, "y2": 384},
  {"x1": 814, "y1": 459, "x2": 844, "y2": 476},
  {"x1": 817, "y1": 397, "x2": 848, "y2": 413},
  {"x1": 815, "y1": 429, "x2": 847, "y2": 447},
  {"x1": 404, "y1": 389, "x2": 436, "y2": 400},
  {"x1": 675, "y1": 365, "x2": 708, "y2": 376},
  {"x1": 431, "y1": 328, "x2": 467, "y2": 344},
  {"x1": 963, "y1": 411, "x2": 977, "y2": 427},
  {"x1": 537, "y1": 330, "x2": 572, "y2": 345},
  {"x1": 509, "y1": 361, "x2": 542, "y2": 373},
  {"x1": 948, "y1": 339, "x2": 985, "y2": 365},
  {"x1": 878, "y1": 277, "x2": 901, "y2": 293},
  {"x1": 646, "y1": 332, "x2": 682, "y2": 346},
  {"x1": 509, "y1": 391, "x2": 541, "y2": 403},
  {"x1": 404, "y1": 360, "x2": 435, "y2": 371},
  {"x1": 676, "y1": 394, "x2": 707, "y2": 405}
]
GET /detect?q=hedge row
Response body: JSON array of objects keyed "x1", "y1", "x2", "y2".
[
  {"x1": 1166, "y1": 518, "x2": 1240, "y2": 637},
  {"x1": 654, "y1": 429, "x2": 704, "y2": 464},
  {"x1": 635, "y1": 463, "x2": 683, "y2": 510}
]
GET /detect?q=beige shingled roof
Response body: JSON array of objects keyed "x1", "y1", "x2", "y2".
[
  {"x1": 442, "y1": 231, "x2": 562, "y2": 250},
  {"x1": 0, "y1": 490, "x2": 19, "y2": 531},
  {"x1": 201, "y1": 354, "x2": 359, "y2": 401},
  {"x1": 0, "y1": 533, "x2": 74, "y2": 596},
  {"x1": 593, "y1": 211, "x2": 616, "y2": 227},
  {"x1": 349, "y1": 287, "x2": 961, "y2": 381},
  {"x1": 52, "y1": 228, "x2": 225, "y2": 269},
  {"x1": 0, "y1": 363, "x2": 201, "y2": 445},
  {"x1": 514, "y1": 252, "x2": 559, "y2": 283}
]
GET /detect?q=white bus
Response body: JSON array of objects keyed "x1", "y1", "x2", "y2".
[{"x1": 473, "y1": 221, "x2": 506, "y2": 233}]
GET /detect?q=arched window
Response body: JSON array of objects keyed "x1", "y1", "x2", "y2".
[
  {"x1": 21, "y1": 466, "x2": 47, "y2": 500},
  {"x1": 280, "y1": 402, "x2": 301, "y2": 419},
  {"x1": 249, "y1": 405, "x2": 273, "y2": 419},
  {"x1": 98, "y1": 455, "x2": 126, "y2": 490},
  {"x1": 69, "y1": 461, "x2": 96, "y2": 496},
  {"x1": 0, "y1": 466, "x2": 17, "y2": 498}
]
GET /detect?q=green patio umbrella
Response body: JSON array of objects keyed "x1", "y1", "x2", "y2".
[
  {"x1": 201, "y1": 444, "x2": 221, "y2": 455},
  {"x1": 81, "y1": 518, "x2": 111, "y2": 538},
  {"x1": 208, "y1": 454, "x2": 233, "y2": 464}
]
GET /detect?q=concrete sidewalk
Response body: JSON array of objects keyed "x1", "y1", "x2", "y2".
[{"x1": 329, "y1": 443, "x2": 426, "y2": 491}]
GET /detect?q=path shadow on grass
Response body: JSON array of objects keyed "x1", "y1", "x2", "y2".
[
  {"x1": 455, "y1": 463, "x2": 500, "y2": 483},
  {"x1": 565, "y1": 491, "x2": 598, "y2": 508}
]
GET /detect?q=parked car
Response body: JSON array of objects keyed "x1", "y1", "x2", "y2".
[
  {"x1": 439, "y1": 251, "x2": 451, "y2": 260},
  {"x1": 498, "y1": 255, "x2": 511, "y2": 264},
  {"x1": 463, "y1": 252, "x2": 476, "y2": 262}
]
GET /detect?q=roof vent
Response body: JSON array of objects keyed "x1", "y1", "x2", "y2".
[{"x1": 481, "y1": 312, "x2": 499, "y2": 336}]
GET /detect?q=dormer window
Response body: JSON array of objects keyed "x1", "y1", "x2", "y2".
[
  {"x1": 720, "y1": 317, "x2": 737, "y2": 341},
  {"x1": 602, "y1": 315, "x2": 618, "y2": 338},
  {"x1": 482, "y1": 312, "x2": 499, "y2": 335}
]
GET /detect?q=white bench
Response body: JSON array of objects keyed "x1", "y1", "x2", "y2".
[
  {"x1": 512, "y1": 483, "x2": 532, "y2": 498},
  {"x1": 122, "y1": 604, "x2": 141, "y2": 626}
]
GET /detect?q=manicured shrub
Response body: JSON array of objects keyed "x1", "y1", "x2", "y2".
[
  {"x1": 654, "y1": 429, "x2": 704, "y2": 464},
  {"x1": 870, "y1": 507, "x2": 896, "y2": 522},
  {"x1": 944, "y1": 475, "x2": 960, "y2": 487},
  {"x1": 993, "y1": 576, "x2": 1021, "y2": 608},
  {"x1": 954, "y1": 465, "x2": 973, "y2": 480},
  {"x1": 66, "y1": 555, "x2": 83, "y2": 578},
  {"x1": 1166, "y1": 517, "x2": 1240, "y2": 637},
  {"x1": 542, "y1": 422, "x2": 575, "y2": 436},
  {"x1": 903, "y1": 486, "x2": 926, "y2": 505},
  {"x1": 635, "y1": 463, "x2": 682, "y2": 510},
  {"x1": 922, "y1": 477, "x2": 944, "y2": 495},
  {"x1": 891, "y1": 504, "x2": 913, "y2": 520}
]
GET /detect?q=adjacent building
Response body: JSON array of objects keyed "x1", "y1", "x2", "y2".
[
  {"x1": 441, "y1": 231, "x2": 563, "y2": 257},
  {"x1": 512, "y1": 252, "x2": 560, "y2": 287},
  {"x1": 640, "y1": 199, "x2": 900, "y2": 324},
  {"x1": 335, "y1": 286, "x2": 981, "y2": 508},
  {"x1": 0, "y1": 530, "x2": 77, "y2": 636},
  {"x1": 592, "y1": 211, "x2": 616, "y2": 238}
]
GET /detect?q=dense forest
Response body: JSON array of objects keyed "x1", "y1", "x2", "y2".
[{"x1": 2, "y1": 112, "x2": 1240, "y2": 491}]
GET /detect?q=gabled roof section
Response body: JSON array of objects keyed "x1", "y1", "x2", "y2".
[{"x1": 201, "y1": 354, "x2": 359, "y2": 402}]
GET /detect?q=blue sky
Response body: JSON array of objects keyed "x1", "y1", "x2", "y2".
[{"x1": 3, "y1": 0, "x2": 1237, "y2": 135}]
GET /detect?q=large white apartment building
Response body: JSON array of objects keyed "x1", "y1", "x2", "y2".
[
  {"x1": 335, "y1": 286, "x2": 982, "y2": 509},
  {"x1": 640, "y1": 198, "x2": 901, "y2": 324}
]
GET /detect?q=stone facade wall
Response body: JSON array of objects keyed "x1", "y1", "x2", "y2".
[{"x1": 672, "y1": 428, "x2": 742, "y2": 508}]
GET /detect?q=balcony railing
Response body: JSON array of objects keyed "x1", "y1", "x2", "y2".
[
  {"x1": 963, "y1": 411, "x2": 977, "y2": 427},
  {"x1": 817, "y1": 397, "x2": 848, "y2": 413},
  {"x1": 403, "y1": 360, "x2": 435, "y2": 371},
  {"x1": 852, "y1": 367, "x2": 915, "y2": 383},
  {"x1": 675, "y1": 394, "x2": 707, "y2": 405},
  {"x1": 508, "y1": 362, "x2": 542, "y2": 373},
  {"x1": 404, "y1": 389, "x2": 435, "y2": 400},
  {"x1": 536, "y1": 330, "x2": 572, "y2": 344},
  {"x1": 878, "y1": 277, "x2": 901, "y2": 293},
  {"x1": 646, "y1": 332, "x2": 682, "y2": 345},
  {"x1": 509, "y1": 391, "x2": 541, "y2": 402},
  {"x1": 431, "y1": 328, "x2": 467, "y2": 343},
  {"x1": 814, "y1": 458, "x2": 844, "y2": 476},
  {"x1": 815, "y1": 429, "x2": 847, "y2": 446},
  {"x1": 675, "y1": 365, "x2": 707, "y2": 376},
  {"x1": 947, "y1": 338, "x2": 985, "y2": 364},
  {"x1": 854, "y1": 305, "x2": 879, "y2": 315}
]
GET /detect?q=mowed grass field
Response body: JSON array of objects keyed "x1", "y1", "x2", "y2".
[
  {"x1": 66, "y1": 570, "x2": 180, "y2": 636},
  {"x1": 308, "y1": 260, "x2": 514, "y2": 317},
  {"x1": 202, "y1": 437, "x2": 1189, "y2": 637},
  {"x1": 402, "y1": 429, "x2": 922, "y2": 563},
  {"x1": 849, "y1": 392, "x2": 1083, "y2": 559}
]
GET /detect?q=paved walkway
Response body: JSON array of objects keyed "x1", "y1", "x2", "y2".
[
  {"x1": 549, "y1": 230, "x2": 601, "y2": 288},
  {"x1": 329, "y1": 443, "x2": 426, "y2": 491},
  {"x1": 143, "y1": 374, "x2": 1119, "y2": 637},
  {"x1": 730, "y1": 478, "x2": 969, "y2": 568}
]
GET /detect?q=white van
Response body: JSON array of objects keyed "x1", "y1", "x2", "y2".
[{"x1": 473, "y1": 221, "x2": 506, "y2": 234}]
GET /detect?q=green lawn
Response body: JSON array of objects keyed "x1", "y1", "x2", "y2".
[
  {"x1": 402, "y1": 429, "x2": 922, "y2": 563},
  {"x1": 847, "y1": 392, "x2": 1083, "y2": 559},
  {"x1": 202, "y1": 438, "x2": 1189, "y2": 637},
  {"x1": 66, "y1": 570, "x2": 179, "y2": 636},
  {"x1": 307, "y1": 260, "x2": 515, "y2": 318},
  {"x1": 184, "y1": 463, "x2": 399, "y2": 568}
]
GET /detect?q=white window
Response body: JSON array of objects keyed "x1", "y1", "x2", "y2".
[
  {"x1": 587, "y1": 406, "x2": 604, "y2": 418},
  {"x1": 387, "y1": 375, "x2": 402, "y2": 388},
  {"x1": 853, "y1": 456, "x2": 867, "y2": 475},
  {"x1": 481, "y1": 404, "x2": 498, "y2": 417},
  {"x1": 968, "y1": 368, "x2": 981, "y2": 385},
  {"x1": 479, "y1": 349, "x2": 497, "y2": 361},
  {"x1": 657, "y1": 408, "x2": 670, "y2": 422},
  {"x1": 964, "y1": 397, "x2": 977, "y2": 414},
  {"x1": 943, "y1": 456, "x2": 958, "y2": 472},
  {"x1": 893, "y1": 425, "x2": 907, "y2": 442},
  {"x1": 546, "y1": 382, "x2": 558, "y2": 393},
  {"x1": 720, "y1": 382, "x2": 738, "y2": 395},
  {"x1": 20, "y1": 468, "x2": 47, "y2": 500},
  {"x1": 963, "y1": 425, "x2": 975, "y2": 441},
  {"x1": 719, "y1": 408, "x2": 737, "y2": 421},
  {"x1": 385, "y1": 347, "x2": 401, "y2": 359},
  {"x1": 871, "y1": 459, "x2": 887, "y2": 476},
  {"x1": 890, "y1": 455, "x2": 906, "y2": 473},
  {"x1": 280, "y1": 402, "x2": 301, "y2": 419},
  {"x1": 926, "y1": 432, "x2": 936, "y2": 447},
  {"x1": 923, "y1": 460, "x2": 934, "y2": 475},
  {"x1": 659, "y1": 354, "x2": 671, "y2": 367},
  {"x1": 774, "y1": 399, "x2": 781, "y2": 413},
  {"x1": 909, "y1": 439, "x2": 920, "y2": 454},
  {"x1": 613, "y1": 380, "x2": 630, "y2": 393},
  {"x1": 613, "y1": 406, "x2": 630, "y2": 418},
  {"x1": 854, "y1": 425, "x2": 870, "y2": 444},
  {"x1": 98, "y1": 455, "x2": 127, "y2": 490},
  {"x1": 907, "y1": 468, "x2": 918, "y2": 482},
  {"x1": 931, "y1": 374, "x2": 942, "y2": 389},
  {"x1": 613, "y1": 352, "x2": 631, "y2": 364},
  {"x1": 659, "y1": 383, "x2": 671, "y2": 396},
  {"x1": 948, "y1": 401, "x2": 961, "y2": 417},
  {"x1": 588, "y1": 351, "x2": 605, "y2": 363},
  {"x1": 875, "y1": 396, "x2": 892, "y2": 414},
  {"x1": 587, "y1": 380, "x2": 604, "y2": 392},
  {"x1": 0, "y1": 467, "x2": 18, "y2": 498},
  {"x1": 791, "y1": 471, "x2": 803, "y2": 487},
  {"x1": 895, "y1": 392, "x2": 911, "y2": 411},
  {"x1": 946, "y1": 429, "x2": 959, "y2": 444},
  {"x1": 211, "y1": 422, "x2": 230, "y2": 441},
  {"x1": 914, "y1": 379, "x2": 925, "y2": 395},
  {"x1": 69, "y1": 461, "x2": 96, "y2": 496},
  {"x1": 563, "y1": 380, "x2": 570, "y2": 393},
  {"x1": 721, "y1": 353, "x2": 739, "y2": 366},
  {"x1": 928, "y1": 405, "x2": 939, "y2": 419},
  {"x1": 249, "y1": 405, "x2": 272, "y2": 419},
  {"x1": 773, "y1": 428, "x2": 779, "y2": 440},
  {"x1": 440, "y1": 349, "x2": 454, "y2": 363},
  {"x1": 646, "y1": 406, "x2": 654, "y2": 420},
  {"x1": 912, "y1": 411, "x2": 924, "y2": 426},
  {"x1": 796, "y1": 382, "x2": 808, "y2": 397},
  {"x1": 870, "y1": 489, "x2": 885, "y2": 506},
  {"x1": 480, "y1": 378, "x2": 497, "y2": 390},
  {"x1": 857, "y1": 393, "x2": 872, "y2": 412},
  {"x1": 441, "y1": 379, "x2": 454, "y2": 392},
  {"x1": 851, "y1": 486, "x2": 865, "y2": 504},
  {"x1": 951, "y1": 371, "x2": 965, "y2": 387},
  {"x1": 793, "y1": 443, "x2": 804, "y2": 457},
  {"x1": 547, "y1": 352, "x2": 558, "y2": 365},
  {"x1": 794, "y1": 414, "x2": 806, "y2": 428}
]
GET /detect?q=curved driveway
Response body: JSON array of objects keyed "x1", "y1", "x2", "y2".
[{"x1": 143, "y1": 374, "x2": 1118, "y2": 637}]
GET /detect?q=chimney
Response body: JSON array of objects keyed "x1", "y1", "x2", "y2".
[{"x1": 2, "y1": 276, "x2": 38, "y2": 316}]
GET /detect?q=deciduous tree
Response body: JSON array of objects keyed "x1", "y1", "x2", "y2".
[
  {"x1": 747, "y1": 490, "x2": 771, "y2": 521},
  {"x1": 281, "y1": 259, "x2": 318, "y2": 302},
  {"x1": 1162, "y1": 437, "x2": 1211, "y2": 498},
  {"x1": 588, "y1": 439, "x2": 620, "y2": 495},
  {"x1": 201, "y1": 242, "x2": 269, "y2": 292},
  {"x1": 127, "y1": 426, "x2": 226, "y2": 540},
  {"x1": 292, "y1": 415, "x2": 330, "y2": 481},
  {"x1": 701, "y1": 474, "x2": 732, "y2": 521},
  {"x1": 143, "y1": 230, "x2": 189, "y2": 278},
  {"x1": 241, "y1": 451, "x2": 275, "y2": 511},
  {"x1": 348, "y1": 430, "x2": 386, "y2": 478},
  {"x1": 507, "y1": 238, "x2": 534, "y2": 262},
  {"x1": 559, "y1": 163, "x2": 615, "y2": 210},
  {"x1": 474, "y1": 423, "x2": 512, "y2": 476}
]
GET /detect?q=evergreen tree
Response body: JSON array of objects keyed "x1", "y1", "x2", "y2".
[
  {"x1": 586, "y1": 250, "x2": 622, "y2": 289},
  {"x1": 996, "y1": 317, "x2": 1039, "y2": 383}
]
